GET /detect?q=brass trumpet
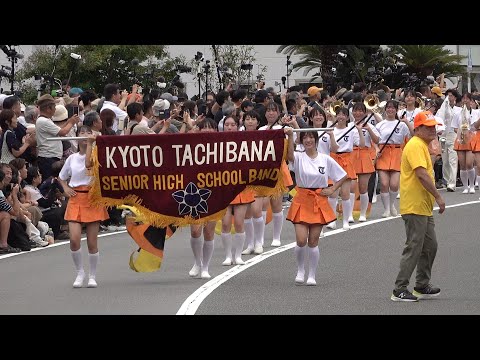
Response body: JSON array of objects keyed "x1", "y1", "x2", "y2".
[{"x1": 329, "y1": 99, "x2": 345, "y2": 116}]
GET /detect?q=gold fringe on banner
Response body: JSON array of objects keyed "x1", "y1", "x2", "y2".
[{"x1": 88, "y1": 137, "x2": 289, "y2": 228}]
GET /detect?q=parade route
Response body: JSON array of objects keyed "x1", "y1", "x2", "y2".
[{"x1": 1, "y1": 190, "x2": 479, "y2": 315}]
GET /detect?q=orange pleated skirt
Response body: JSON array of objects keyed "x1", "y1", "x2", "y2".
[
  {"x1": 286, "y1": 187, "x2": 336, "y2": 225},
  {"x1": 64, "y1": 186, "x2": 109, "y2": 223},
  {"x1": 353, "y1": 146, "x2": 375, "y2": 174},
  {"x1": 281, "y1": 161, "x2": 293, "y2": 187},
  {"x1": 330, "y1": 152, "x2": 356, "y2": 180},
  {"x1": 470, "y1": 131, "x2": 480, "y2": 152},
  {"x1": 454, "y1": 133, "x2": 473, "y2": 151},
  {"x1": 375, "y1": 144, "x2": 402, "y2": 172},
  {"x1": 230, "y1": 188, "x2": 255, "y2": 205}
]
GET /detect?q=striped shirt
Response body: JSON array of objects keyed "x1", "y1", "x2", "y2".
[{"x1": 0, "y1": 196, "x2": 12, "y2": 212}]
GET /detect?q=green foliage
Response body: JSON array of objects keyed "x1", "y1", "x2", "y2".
[
  {"x1": 277, "y1": 45, "x2": 466, "y2": 92},
  {"x1": 16, "y1": 45, "x2": 188, "y2": 96}
]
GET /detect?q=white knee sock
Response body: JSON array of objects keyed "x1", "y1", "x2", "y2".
[
  {"x1": 359, "y1": 193, "x2": 369, "y2": 217},
  {"x1": 244, "y1": 218, "x2": 254, "y2": 250},
  {"x1": 202, "y1": 240, "x2": 214, "y2": 272},
  {"x1": 389, "y1": 191, "x2": 398, "y2": 212},
  {"x1": 71, "y1": 248, "x2": 84, "y2": 273},
  {"x1": 295, "y1": 245, "x2": 307, "y2": 278},
  {"x1": 221, "y1": 232, "x2": 232, "y2": 261},
  {"x1": 88, "y1": 252, "x2": 99, "y2": 279},
  {"x1": 233, "y1": 232, "x2": 246, "y2": 261},
  {"x1": 253, "y1": 216, "x2": 265, "y2": 247},
  {"x1": 477, "y1": 175, "x2": 480, "y2": 187},
  {"x1": 307, "y1": 246, "x2": 319, "y2": 281},
  {"x1": 460, "y1": 170, "x2": 468, "y2": 190},
  {"x1": 262, "y1": 210, "x2": 267, "y2": 223},
  {"x1": 190, "y1": 236, "x2": 204, "y2": 267},
  {"x1": 328, "y1": 197, "x2": 337, "y2": 215},
  {"x1": 349, "y1": 193, "x2": 356, "y2": 219},
  {"x1": 272, "y1": 211, "x2": 284, "y2": 242},
  {"x1": 341, "y1": 199, "x2": 351, "y2": 227},
  {"x1": 380, "y1": 192, "x2": 390, "y2": 213},
  {"x1": 468, "y1": 168, "x2": 476, "y2": 188}
]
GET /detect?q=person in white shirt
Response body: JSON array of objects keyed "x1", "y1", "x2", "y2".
[
  {"x1": 100, "y1": 83, "x2": 129, "y2": 134},
  {"x1": 58, "y1": 125, "x2": 109, "y2": 288},
  {"x1": 284, "y1": 127, "x2": 347, "y2": 285}
]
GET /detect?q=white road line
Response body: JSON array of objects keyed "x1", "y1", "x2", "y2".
[
  {"x1": 176, "y1": 200, "x2": 480, "y2": 315},
  {"x1": 0, "y1": 231, "x2": 127, "y2": 259}
]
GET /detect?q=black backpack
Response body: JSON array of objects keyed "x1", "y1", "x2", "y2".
[{"x1": 8, "y1": 219, "x2": 31, "y2": 251}]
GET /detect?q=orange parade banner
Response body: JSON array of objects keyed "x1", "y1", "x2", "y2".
[{"x1": 89, "y1": 130, "x2": 288, "y2": 227}]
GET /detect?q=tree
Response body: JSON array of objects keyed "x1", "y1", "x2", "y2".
[
  {"x1": 189, "y1": 45, "x2": 267, "y2": 96},
  {"x1": 385, "y1": 45, "x2": 465, "y2": 89},
  {"x1": 16, "y1": 45, "x2": 190, "y2": 100},
  {"x1": 276, "y1": 45, "x2": 381, "y2": 94}
]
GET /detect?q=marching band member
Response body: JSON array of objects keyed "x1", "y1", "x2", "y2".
[
  {"x1": 58, "y1": 126, "x2": 109, "y2": 288},
  {"x1": 452, "y1": 93, "x2": 479, "y2": 194},
  {"x1": 436, "y1": 89, "x2": 462, "y2": 192},
  {"x1": 240, "y1": 110, "x2": 267, "y2": 256},
  {"x1": 258, "y1": 101, "x2": 294, "y2": 249},
  {"x1": 284, "y1": 127, "x2": 347, "y2": 285},
  {"x1": 327, "y1": 107, "x2": 365, "y2": 230},
  {"x1": 188, "y1": 118, "x2": 218, "y2": 279},
  {"x1": 375, "y1": 100, "x2": 413, "y2": 217},
  {"x1": 220, "y1": 115, "x2": 255, "y2": 266},
  {"x1": 351, "y1": 102, "x2": 380, "y2": 222}
]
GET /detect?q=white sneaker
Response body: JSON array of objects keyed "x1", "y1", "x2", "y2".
[
  {"x1": 469, "y1": 187, "x2": 475, "y2": 194},
  {"x1": 271, "y1": 239, "x2": 281, "y2": 247},
  {"x1": 87, "y1": 277, "x2": 97, "y2": 288},
  {"x1": 343, "y1": 223, "x2": 350, "y2": 230},
  {"x1": 222, "y1": 258, "x2": 232, "y2": 266},
  {"x1": 348, "y1": 216, "x2": 355, "y2": 223},
  {"x1": 234, "y1": 257, "x2": 245, "y2": 265},
  {"x1": 462, "y1": 188, "x2": 469, "y2": 194},
  {"x1": 253, "y1": 245, "x2": 263, "y2": 254},
  {"x1": 295, "y1": 272, "x2": 305, "y2": 284},
  {"x1": 326, "y1": 221, "x2": 336, "y2": 230},
  {"x1": 306, "y1": 278, "x2": 317, "y2": 286},
  {"x1": 189, "y1": 264, "x2": 201, "y2": 277},
  {"x1": 382, "y1": 210, "x2": 391, "y2": 218},
  {"x1": 390, "y1": 206, "x2": 398, "y2": 216},
  {"x1": 34, "y1": 238, "x2": 49, "y2": 247},
  {"x1": 200, "y1": 270, "x2": 211, "y2": 279},
  {"x1": 241, "y1": 247, "x2": 254, "y2": 255},
  {"x1": 116, "y1": 225, "x2": 127, "y2": 231},
  {"x1": 396, "y1": 193, "x2": 400, "y2": 199},
  {"x1": 73, "y1": 271, "x2": 85, "y2": 288},
  {"x1": 358, "y1": 215, "x2": 367, "y2": 222}
]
